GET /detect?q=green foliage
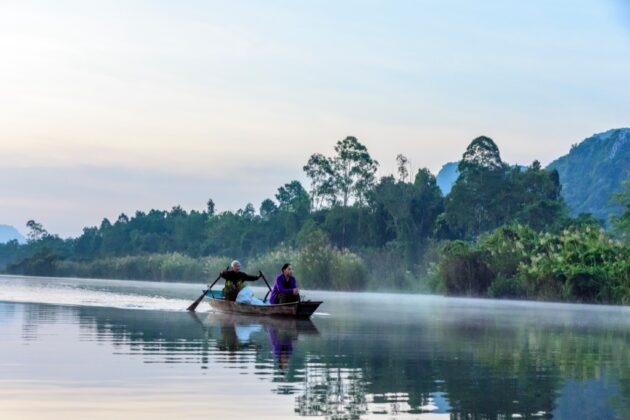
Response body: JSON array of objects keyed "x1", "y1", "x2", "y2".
[
  {"x1": 435, "y1": 223, "x2": 630, "y2": 304},
  {"x1": 8, "y1": 249, "x2": 62, "y2": 276},
  {"x1": 304, "y1": 136, "x2": 378, "y2": 207},
  {"x1": 487, "y1": 274, "x2": 526, "y2": 298},
  {"x1": 459, "y1": 135, "x2": 504, "y2": 171},
  {"x1": 275, "y1": 180, "x2": 310, "y2": 214},
  {"x1": 0, "y1": 240, "x2": 28, "y2": 270},
  {"x1": 368, "y1": 169, "x2": 443, "y2": 266},
  {"x1": 26, "y1": 219, "x2": 49, "y2": 242},
  {"x1": 518, "y1": 227, "x2": 630, "y2": 303},
  {"x1": 443, "y1": 136, "x2": 565, "y2": 239},
  {"x1": 434, "y1": 240, "x2": 494, "y2": 296}
]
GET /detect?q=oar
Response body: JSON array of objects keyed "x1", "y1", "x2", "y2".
[
  {"x1": 260, "y1": 272, "x2": 273, "y2": 303},
  {"x1": 187, "y1": 274, "x2": 222, "y2": 312}
]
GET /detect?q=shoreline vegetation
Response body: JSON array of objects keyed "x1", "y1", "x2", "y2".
[{"x1": 2, "y1": 136, "x2": 629, "y2": 304}]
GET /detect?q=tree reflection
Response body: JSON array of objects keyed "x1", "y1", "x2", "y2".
[{"x1": 13, "y1": 302, "x2": 630, "y2": 418}]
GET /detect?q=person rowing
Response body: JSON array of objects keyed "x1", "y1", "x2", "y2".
[
  {"x1": 220, "y1": 260, "x2": 263, "y2": 301},
  {"x1": 270, "y1": 263, "x2": 300, "y2": 304}
]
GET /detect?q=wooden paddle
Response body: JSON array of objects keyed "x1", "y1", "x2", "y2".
[
  {"x1": 260, "y1": 272, "x2": 273, "y2": 303},
  {"x1": 187, "y1": 274, "x2": 222, "y2": 312}
]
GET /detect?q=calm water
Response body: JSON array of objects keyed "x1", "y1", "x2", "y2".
[{"x1": 1, "y1": 275, "x2": 630, "y2": 419}]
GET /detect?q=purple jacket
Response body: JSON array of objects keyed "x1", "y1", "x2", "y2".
[{"x1": 269, "y1": 274, "x2": 297, "y2": 304}]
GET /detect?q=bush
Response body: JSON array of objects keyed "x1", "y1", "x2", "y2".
[
  {"x1": 517, "y1": 227, "x2": 630, "y2": 303},
  {"x1": 434, "y1": 223, "x2": 630, "y2": 304},
  {"x1": 435, "y1": 240, "x2": 494, "y2": 296},
  {"x1": 487, "y1": 274, "x2": 526, "y2": 298}
]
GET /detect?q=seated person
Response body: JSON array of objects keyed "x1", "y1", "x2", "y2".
[
  {"x1": 220, "y1": 260, "x2": 262, "y2": 301},
  {"x1": 269, "y1": 263, "x2": 300, "y2": 304}
]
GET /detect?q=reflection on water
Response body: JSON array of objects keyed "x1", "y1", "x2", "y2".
[{"x1": 2, "y1": 277, "x2": 630, "y2": 419}]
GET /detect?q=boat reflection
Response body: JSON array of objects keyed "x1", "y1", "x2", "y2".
[{"x1": 196, "y1": 311, "x2": 319, "y2": 370}]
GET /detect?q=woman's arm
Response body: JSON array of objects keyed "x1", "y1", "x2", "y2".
[{"x1": 275, "y1": 276, "x2": 296, "y2": 294}]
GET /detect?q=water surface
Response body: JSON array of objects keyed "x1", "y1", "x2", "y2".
[{"x1": 1, "y1": 275, "x2": 630, "y2": 419}]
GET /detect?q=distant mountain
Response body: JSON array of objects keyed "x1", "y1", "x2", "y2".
[
  {"x1": 0, "y1": 224, "x2": 26, "y2": 244},
  {"x1": 436, "y1": 162, "x2": 459, "y2": 195},
  {"x1": 436, "y1": 162, "x2": 526, "y2": 195},
  {"x1": 547, "y1": 128, "x2": 630, "y2": 223}
]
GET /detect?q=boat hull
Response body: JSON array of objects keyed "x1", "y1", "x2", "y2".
[{"x1": 209, "y1": 298, "x2": 322, "y2": 318}]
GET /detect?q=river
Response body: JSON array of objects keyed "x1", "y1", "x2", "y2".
[{"x1": 1, "y1": 274, "x2": 630, "y2": 419}]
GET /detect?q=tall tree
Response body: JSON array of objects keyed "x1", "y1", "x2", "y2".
[
  {"x1": 303, "y1": 153, "x2": 337, "y2": 208},
  {"x1": 443, "y1": 137, "x2": 565, "y2": 239},
  {"x1": 206, "y1": 198, "x2": 216, "y2": 216},
  {"x1": 443, "y1": 136, "x2": 508, "y2": 239},
  {"x1": 304, "y1": 136, "x2": 378, "y2": 207},
  {"x1": 26, "y1": 220, "x2": 48, "y2": 242},
  {"x1": 334, "y1": 136, "x2": 379, "y2": 206},
  {"x1": 396, "y1": 154, "x2": 410, "y2": 182}
]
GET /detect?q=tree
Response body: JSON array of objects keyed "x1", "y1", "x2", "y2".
[
  {"x1": 334, "y1": 136, "x2": 379, "y2": 206},
  {"x1": 303, "y1": 153, "x2": 337, "y2": 208},
  {"x1": 237, "y1": 203, "x2": 256, "y2": 220},
  {"x1": 206, "y1": 198, "x2": 216, "y2": 216},
  {"x1": 396, "y1": 154, "x2": 410, "y2": 182},
  {"x1": 26, "y1": 220, "x2": 48, "y2": 242},
  {"x1": 370, "y1": 169, "x2": 443, "y2": 267},
  {"x1": 99, "y1": 218, "x2": 112, "y2": 231},
  {"x1": 275, "y1": 181, "x2": 310, "y2": 214},
  {"x1": 170, "y1": 205, "x2": 187, "y2": 218},
  {"x1": 442, "y1": 137, "x2": 565, "y2": 239},
  {"x1": 459, "y1": 135, "x2": 504, "y2": 172},
  {"x1": 304, "y1": 136, "x2": 378, "y2": 207},
  {"x1": 259, "y1": 199, "x2": 278, "y2": 220},
  {"x1": 443, "y1": 137, "x2": 508, "y2": 239}
]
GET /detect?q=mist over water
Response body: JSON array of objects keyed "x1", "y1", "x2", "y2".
[{"x1": 1, "y1": 275, "x2": 630, "y2": 419}]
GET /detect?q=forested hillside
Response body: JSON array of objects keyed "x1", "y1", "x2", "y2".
[{"x1": 547, "y1": 128, "x2": 630, "y2": 223}]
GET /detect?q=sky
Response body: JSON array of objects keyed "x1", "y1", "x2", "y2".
[{"x1": 1, "y1": 0, "x2": 630, "y2": 237}]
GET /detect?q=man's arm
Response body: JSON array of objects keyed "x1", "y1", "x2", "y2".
[
  {"x1": 221, "y1": 270, "x2": 236, "y2": 281},
  {"x1": 240, "y1": 272, "x2": 260, "y2": 281}
]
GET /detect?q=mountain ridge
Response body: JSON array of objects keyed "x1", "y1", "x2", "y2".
[{"x1": 0, "y1": 224, "x2": 26, "y2": 244}]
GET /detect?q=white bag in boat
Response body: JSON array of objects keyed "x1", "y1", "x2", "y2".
[{"x1": 235, "y1": 287, "x2": 266, "y2": 305}]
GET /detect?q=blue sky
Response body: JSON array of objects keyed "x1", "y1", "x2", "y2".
[{"x1": 1, "y1": 0, "x2": 629, "y2": 237}]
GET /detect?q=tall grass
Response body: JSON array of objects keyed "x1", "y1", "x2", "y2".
[
  {"x1": 245, "y1": 230, "x2": 368, "y2": 290},
  {"x1": 55, "y1": 253, "x2": 229, "y2": 282},
  {"x1": 51, "y1": 232, "x2": 370, "y2": 291}
]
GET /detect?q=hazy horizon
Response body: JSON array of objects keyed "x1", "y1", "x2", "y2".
[{"x1": 2, "y1": 0, "x2": 630, "y2": 237}]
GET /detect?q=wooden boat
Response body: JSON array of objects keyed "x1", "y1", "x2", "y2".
[{"x1": 209, "y1": 296, "x2": 322, "y2": 319}]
